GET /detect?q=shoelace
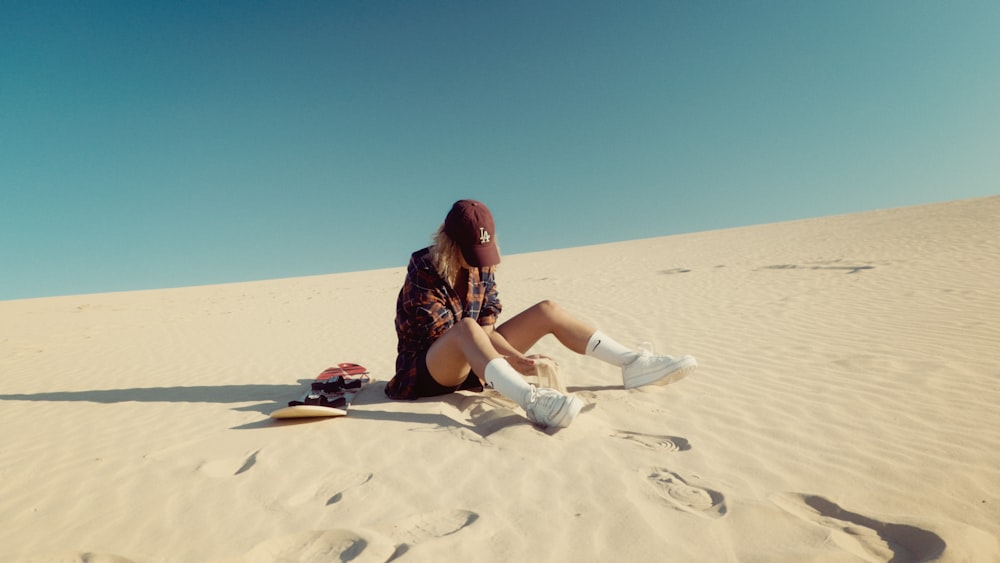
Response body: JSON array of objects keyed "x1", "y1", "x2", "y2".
[{"x1": 527, "y1": 387, "x2": 562, "y2": 411}]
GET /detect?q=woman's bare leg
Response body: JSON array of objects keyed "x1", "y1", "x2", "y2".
[
  {"x1": 497, "y1": 300, "x2": 595, "y2": 355},
  {"x1": 424, "y1": 309, "x2": 586, "y2": 429},
  {"x1": 424, "y1": 317, "x2": 503, "y2": 387},
  {"x1": 424, "y1": 317, "x2": 536, "y2": 412}
]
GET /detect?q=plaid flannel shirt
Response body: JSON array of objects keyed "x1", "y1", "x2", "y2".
[{"x1": 386, "y1": 247, "x2": 501, "y2": 400}]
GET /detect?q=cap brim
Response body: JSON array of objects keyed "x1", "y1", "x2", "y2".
[{"x1": 464, "y1": 243, "x2": 501, "y2": 268}]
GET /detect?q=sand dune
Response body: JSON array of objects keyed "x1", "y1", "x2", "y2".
[{"x1": 2, "y1": 197, "x2": 998, "y2": 562}]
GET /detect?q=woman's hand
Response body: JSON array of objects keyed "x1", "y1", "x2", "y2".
[
  {"x1": 506, "y1": 355, "x2": 537, "y2": 376},
  {"x1": 506, "y1": 354, "x2": 557, "y2": 376},
  {"x1": 526, "y1": 354, "x2": 557, "y2": 367}
]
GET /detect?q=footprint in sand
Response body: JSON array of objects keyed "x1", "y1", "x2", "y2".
[
  {"x1": 612, "y1": 431, "x2": 690, "y2": 451},
  {"x1": 284, "y1": 471, "x2": 373, "y2": 507},
  {"x1": 387, "y1": 509, "x2": 479, "y2": 560},
  {"x1": 233, "y1": 528, "x2": 396, "y2": 563},
  {"x1": 770, "y1": 493, "x2": 946, "y2": 562},
  {"x1": 645, "y1": 467, "x2": 727, "y2": 519},
  {"x1": 324, "y1": 472, "x2": 374, "y2": 505},
  {"x1": 198, "y1": 449, "x2": 261, "y2": 478},
  {"x1": 22, "y1": 552, "x2": 134, "y2": 563}
]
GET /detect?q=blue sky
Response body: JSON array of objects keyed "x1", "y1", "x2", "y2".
[{"x1": 2, "y1": 1, "x2": 998, "y2": 301}]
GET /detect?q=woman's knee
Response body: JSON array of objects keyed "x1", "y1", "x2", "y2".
[
  {"x1": 429, "y1": 318, "x2": 483, "y2": 361},
  {"x1": 452, "y1": 317, "x2": 482, "y2": 334},
  {"x1": 445, "y1": 317, "x2": 489, "y2": 345},
  {"x1": 531, "y1": 299, "x2": 563, "y2": 318}
]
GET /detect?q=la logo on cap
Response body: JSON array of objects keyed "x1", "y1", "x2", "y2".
[{"x1": 479, "y1": 227, "x2": 491, "y2": 244}]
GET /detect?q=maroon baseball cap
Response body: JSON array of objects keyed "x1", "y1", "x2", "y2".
[{"x1": 444, "y1": 199, "x2": 501, "y2": 267}]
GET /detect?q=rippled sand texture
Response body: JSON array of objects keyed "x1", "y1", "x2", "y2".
[{"x1": 2, "y1": 196, "x2": 998, "y2": 562}]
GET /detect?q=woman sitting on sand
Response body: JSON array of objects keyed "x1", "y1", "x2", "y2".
[{"x1": 385, "y1": 199, "x2": 698, "y2": 429}]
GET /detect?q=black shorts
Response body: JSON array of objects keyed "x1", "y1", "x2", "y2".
[{"x1": 414, "y1": 350, "x2": 484, "y2": 397}]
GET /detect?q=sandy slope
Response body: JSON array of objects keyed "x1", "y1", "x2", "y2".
[{"x1": 1, "y1": 196, "x2": 998, "y2": 562}]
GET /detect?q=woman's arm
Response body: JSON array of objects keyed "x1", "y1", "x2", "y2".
[{"x1": 483, "y1": 325, "x2": 537, "y2": 375}]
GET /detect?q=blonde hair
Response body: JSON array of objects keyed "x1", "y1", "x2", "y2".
[{"x1": 430, "y1": 223, "x2": 465, "y2": 287}]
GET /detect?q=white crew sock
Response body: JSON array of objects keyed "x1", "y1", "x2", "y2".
[
  {"x1": 585, "y1": 331, "x2": 639, "y2": 367},
  {"x1": 483, "y1": 357, "x2": 533, "y2": 407}
]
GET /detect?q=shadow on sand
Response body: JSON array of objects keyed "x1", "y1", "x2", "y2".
[
  {"x1": 2, "y1": 380, "x2": 593, "y2": 437},
  {"x1": 0, "y1": 383, "x2": 300, "y2": 409}
]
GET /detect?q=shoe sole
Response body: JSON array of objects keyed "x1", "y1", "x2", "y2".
[
  {"x1": 623, "y1": 356, "x2": 698, "y2": 390},
  {"x1": 550, "y1": 395, "x2": 584, "y2": 428}
]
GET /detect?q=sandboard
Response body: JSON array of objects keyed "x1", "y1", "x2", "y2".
[{"x1": 271, "y1": 363, "x2": 370, "y2": 419}]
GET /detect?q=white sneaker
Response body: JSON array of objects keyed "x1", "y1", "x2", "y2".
[
  {"x1": 622, "y1": 346, "x2": 698, "y2": 390},
  {"x1": 524, "y1": 386, "x2": 584, "y2": 429}
]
